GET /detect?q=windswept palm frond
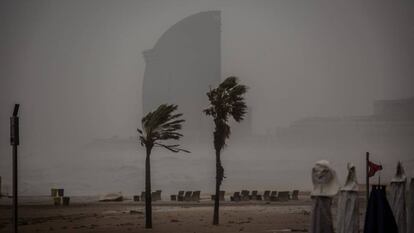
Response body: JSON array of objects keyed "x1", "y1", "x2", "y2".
[
  {"x1": 204, "y1": 76, "x2": 248, "y2": 148},
  {"x1": 138, "y1": 104, "x2": 188, "y2": 229},
  {"x1": 138, "y1": 104, "x2": 189, "y2": 153}
]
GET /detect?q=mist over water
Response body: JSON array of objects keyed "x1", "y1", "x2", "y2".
[
  {"x1": 4, "y1": 129, "x2": 413, "y2": 196},
  {"x1": 1, "y1": 0, "x2": 414, "y2": 196}
]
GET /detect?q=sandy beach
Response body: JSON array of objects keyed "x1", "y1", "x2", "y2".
[{"x1": 0, "y1": 196, "x2": 316, "y2": 233}]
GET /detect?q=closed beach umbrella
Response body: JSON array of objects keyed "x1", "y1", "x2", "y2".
[
  {"x1": 310, "y1": 160, "x2": 339, "y2": 233},
  {"x1": 389, "y1": 162, "x2": 407, "y2": 233},
  {"x1": 337, "y1": 163, "x2": 359, "y2": 233},
  {"x1": 364, "y1": 185, "x2": 398, "y2": 233},
  {"x1": 407, "y1": 178, "x2": 414, "y2": 233}
]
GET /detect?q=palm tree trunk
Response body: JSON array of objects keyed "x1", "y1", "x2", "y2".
[
  {"x1": 145, "y1": 145, "x2": 153, "y2": 229},
  {"x1": 213, "y1": 149, "x2": 221, "y2": 225}
]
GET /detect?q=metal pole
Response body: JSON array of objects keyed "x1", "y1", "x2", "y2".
[
  {"x1": 12, "y1": 144, "x2": 18, "y2": 233},
  {"x1": 366, "y1": 152, "x2": 369, "y2": 207},
  {"x1": 10, "y1": 104, "x2": 20, "y2": 233}
]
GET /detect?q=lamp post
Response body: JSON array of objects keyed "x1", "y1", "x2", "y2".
[{"x1": 10, "y1": 104, "x2": 19, "y2": 233}]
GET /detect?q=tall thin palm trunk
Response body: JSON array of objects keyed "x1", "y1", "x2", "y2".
[
  {"x1": 145, "y1": 145, "x2": 153, "y2": 229},
  {"x1": 204, "y1": 76, "x2": 247, "y2": 227},
  {"x1": 213, "y1": 149, "x2": 221, "y2": 225},
  {"x1": 138, "y1": 104, "x2": 188, "y2": 229}
]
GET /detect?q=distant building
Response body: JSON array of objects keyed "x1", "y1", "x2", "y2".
[
  {"x1": 142, "y1": 11, "x2": 221, "y2": 138},
  {"x1": 373, "y1": 97, "x2": 414, "y2": 120},
  {"x1": 273, "y1": 97, "x2": 414, "y2": 147}
]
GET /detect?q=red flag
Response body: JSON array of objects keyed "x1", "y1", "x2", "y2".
[{"x1": 368, "y1": 161, "x2": 383, "y2": 177}]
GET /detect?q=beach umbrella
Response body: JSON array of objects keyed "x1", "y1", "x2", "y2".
[
  {"x1": 389, "y1": 162, "x2": 407, "y2": 233},
  {"x1": 309, "y1": 160, "x2": 339, "y2": 233},
  {"x1": 409, "y1": 178, "x2": 414, "y2": 233},
  {"x1": 337, "y1": 163, "x2": 359, "y2": 233},
  {"x1": 364, "y1": 185, "x2": 398, "y2": 233}
]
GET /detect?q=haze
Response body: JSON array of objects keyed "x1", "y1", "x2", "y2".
[{"x1": 1, "y1": 0, "x2": 413, "y2": 196}]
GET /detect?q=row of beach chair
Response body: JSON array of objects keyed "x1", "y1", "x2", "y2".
[
  {"x1": 134, "y1": 190, "x2": 162, "y2": 202},
  {"x1": 230, "y1": 190, "x2": 299, "y2": 202},
  {"x1": 133, "y1": 190, "x2": 299, "y2": 202},
  {"x1": 170, "y1": 191, "x2": 201, "y2": 202}
]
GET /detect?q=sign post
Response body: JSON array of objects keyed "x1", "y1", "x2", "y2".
[{"x1": 10, "y1": 104, "x2": 20, "y2": 233}]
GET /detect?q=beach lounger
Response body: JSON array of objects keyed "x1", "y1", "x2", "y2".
[
  {"x1": 184, "y1": 191, "x2": 192, "y2": 201},
  {"x1": 277, "y1": 191, "x2": 290, "y2": 201},
  {"x1": 291, "y1": 190, "x2": 299, "y2": 200},
  {"x1": 250, "y1": 190, "x2": 258, "y2": 200},
  {"x1": 212, "y1": 191, "x2": 226, "y2": 201},
  {"x1": 133, "y1": 195, "x2": 140, "y2": 202},
  {"x1": 263, "y1": 190, "x2": 271, "y2": 201},
  {"x1": 220, "y1": 190, "x2": 225, "y2": 201},
  {"x1": 191, "y1": 191, "x2": 201, "y2": 201},
  {"x1": 177, "y1": 191, "x2": 185, "y2": 201},
  {"x1": 231, "y1": 192, "x2": 241, "y2": 202},
  {"x1": 152, "y1": 190, "x2": 162, "y2": 201},
  {"x1": 270, "y1": 191, "x2": 278, "y2": 201},
  {"x1": 241, "y1": 190, "x2": 250, "y2": 201}
]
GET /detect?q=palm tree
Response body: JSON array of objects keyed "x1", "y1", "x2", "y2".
[
  {"x1": 204, "y1": 76, "x2": 247, "y2": 225},
  {"x1": 138, "y1": 104, "x2": 189, "y2": 229}
]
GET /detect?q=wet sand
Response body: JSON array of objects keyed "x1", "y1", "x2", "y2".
[{"x1": 0, "y1": 197, "x2": 312, "y2": 233}]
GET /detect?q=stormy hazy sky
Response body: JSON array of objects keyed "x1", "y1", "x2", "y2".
[{"x1": 1, "y1": 0, "x2": 413, "y2": 195}]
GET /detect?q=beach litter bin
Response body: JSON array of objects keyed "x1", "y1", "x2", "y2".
[
  {"x1": 58, "y1": 189, "x2": 64, "y2": 197},
  {"x1": 53, "y1": 197, "x2": 62, "y2": 206},
  {"x1": 62, "y1": 197, "x2": 70, "y2": 206},
  {"x1": 51, "y1": 188, "x2": 58, "y2": 197}
]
